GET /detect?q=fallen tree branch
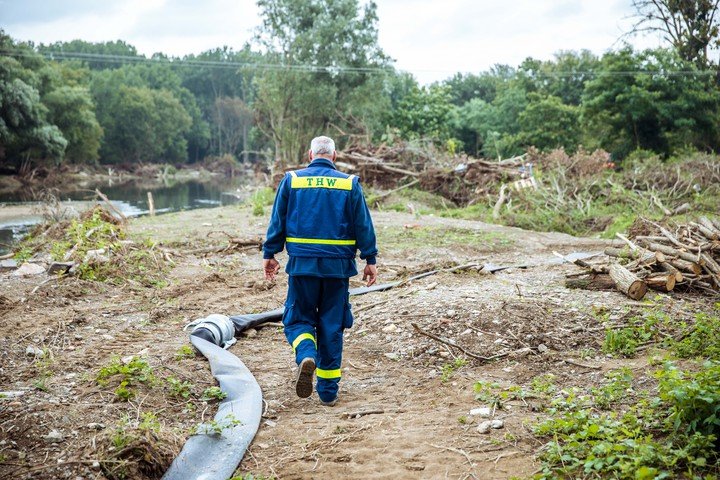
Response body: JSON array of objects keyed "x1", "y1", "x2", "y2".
[{"x1": 411, "y1": 323, "x2": 512, "y2": 362}]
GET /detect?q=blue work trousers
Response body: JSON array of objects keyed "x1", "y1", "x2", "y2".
[{"x1": 282, "y1": 276, "x2": 353, "y2": 402}]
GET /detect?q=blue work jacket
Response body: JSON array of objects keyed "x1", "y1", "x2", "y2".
[{"x1": 263, "y1": 157, "x2": 377, "y2": 278}]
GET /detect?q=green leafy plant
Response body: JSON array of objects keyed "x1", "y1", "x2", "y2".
[
  {"x1": 441, "y1": 358, "x2": 467, "y2": 382},
  {"x1": 175, "y1": 344, "x2": 195, "y2": 360},
  {"x1": 96, "y1": 356, "x2": 156, "y2": 401},
  {"x1": 532, "y1": 362, "x2": 720, "y2": 479},
  {"x1": 191, "y1": 414, "x2": 241, "y2": 435},
  {"x1": 166, "y1": 377, "x2": 193, "y2": 399},
  {"x1": 591, "y1": 368, "x2": 633, "y2": 409},
  {"x1": 672, "y1": 313, "x2": 720, "y2": 361},
  {"x1": 201, "y1": 386, "x2": 227, "y2": 402},
  {"x1": 657, "y1": 361, "x2": 720, "y2": 437}
]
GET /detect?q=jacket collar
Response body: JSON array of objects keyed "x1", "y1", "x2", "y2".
[{"x1": 309, "y1": 157, "x2": 336, "y2": 170}]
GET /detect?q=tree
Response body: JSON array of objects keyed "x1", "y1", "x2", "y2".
[
  {"x1": 212, "y1": 96, "x2": 254, "y2": 160},
  {"x1": 517, "y1": 94, "x2": 581, "y2": 152},
  {"x1": 95, "y1": 83, "x2": 191, "y2": 164},
  {"x1": 0, "y1": 35, "x2": 67, "y2": 169},
  {"x1": 582, "y1": 47, "x2": 720, "y2": 158},
  {"x1": 629, "y1": 0, "x2": 720, "y2": 66},
  {"x1": 391, "y1": 85, "x2": 454, "y2": 142},
  {"x1": 39, "y1": 40, "x2": 141, "y2": 69},
  {"x1": 43, "y1": 86, "x2": 103, "y2": 163},
  {"x1": 254, "y1": 0, "x2": 390, "y2": 164},
  {"x1": 180, "y1": 47, "x2": 258, "y2": 161}
]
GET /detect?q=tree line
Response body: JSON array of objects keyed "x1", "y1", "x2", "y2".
[{"x1": 1, "y1": 0, "x2": 719, "y2": 172}]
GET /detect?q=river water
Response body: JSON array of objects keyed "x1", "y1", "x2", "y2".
[{"x1": 0, "y1": 175, "x2": 251, "y2": 255}]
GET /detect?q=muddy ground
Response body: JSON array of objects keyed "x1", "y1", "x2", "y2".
[{"x1": 0, "y1": 204, "x2": 716, "y2": 479}]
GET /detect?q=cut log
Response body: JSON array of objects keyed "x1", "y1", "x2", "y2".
[
  {"x1": 699, "y1": 217, "x2": 720, "y2": 236},
  {"x1": 604, "y1": 247, "x2": 637, "y2": 259},
  {"x1": 608, "y1": 263, "x2": 648, "y2": 300},
  {"x1": 565, "y1": 274, "x2": 616, "y2": 291},
  {"x1": 668, "y1": 258, "x2": 703, "y2": 275},
  {"x1": 691, "y1": 222, "x2": 718, "y2": 241},
  {"x1": 641, "y1": 242, "x2": 702, "y2": 264},
  {"x1": 645, "y1": 273, "x2": 676, "y2": 292},
  {"x1": 658, "y1": 262, "x2": 683, "y2": 283},
  {"x1": 634, "y1": 236, "x2": 668, "y2": 243}
]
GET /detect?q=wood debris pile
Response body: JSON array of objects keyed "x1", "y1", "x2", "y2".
[
  {"x1": 334, "y1": 144, "x2": 526, "y2": 205},
  {"x1": 566, "y1": 217, "x2": 720, "y2": 299}
]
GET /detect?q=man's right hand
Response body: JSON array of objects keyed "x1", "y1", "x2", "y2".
[
  {"x1": 263, "y1": 258, "x2": 281, "y2": 281},
  {"x1": 363, "y1": 264, "x2": 377, "y2": 287}
]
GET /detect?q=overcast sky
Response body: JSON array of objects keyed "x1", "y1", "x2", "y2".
[{"x1": 1, "y1": 0, "x2": 667, "y2": 84}]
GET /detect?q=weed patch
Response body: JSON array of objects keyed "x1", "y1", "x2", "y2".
[{"x1": 532, "y1": 362, "x2": 720, "y2": 479}]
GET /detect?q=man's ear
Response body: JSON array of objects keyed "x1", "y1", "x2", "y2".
[
  {"x1": 332, "y1": 151, "x2": 337, "y2": 162},
  {"x1": 308, "y1": 149, "x2": 313, "y2": 162}
]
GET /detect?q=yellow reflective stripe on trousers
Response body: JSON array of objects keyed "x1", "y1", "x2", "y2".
[
  {"x1": 290, "y1": 176, "x2": 353, "y2": 190},
  {"x1": 286, "y1": 237, "x2": 356, "y2": 246},
  {"x1": 291, "y1": 333, "x2": 317, "y2": 353},
  {"x1": 316, "y1": 368, "x2": 341, "y2": 379}
]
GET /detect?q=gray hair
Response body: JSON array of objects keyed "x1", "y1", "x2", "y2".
[{"x1": 310, "y1": 136, "x2": 336, "y2": 156}]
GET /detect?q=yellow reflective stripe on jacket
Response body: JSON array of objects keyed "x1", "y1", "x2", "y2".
[
  {"x1": 286, "y1": 237, "x2": 356, "y2": 246},
  {"x1": 290, "y1": 176, "x2": 353, "y2": 191},
  {"x1": 291, "y1": 333, "x2": 317, "y2": 353},
  {"x1": 316, "y1": 368, "x2": 341, "y2": 379}
]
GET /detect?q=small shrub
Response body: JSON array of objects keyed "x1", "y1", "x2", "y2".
[
  {"x1": 603, "y1": 328, "x2": 639, "y2": 357},
  {"x1": 672, "y1": 313, "x2": 720, "y2": 361},
  {"x1": 657, "y1": 361, "x2": 720, "y2": 438}
]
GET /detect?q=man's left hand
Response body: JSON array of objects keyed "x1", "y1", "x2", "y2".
[{"x1": 263, "y1": 258, "x2": 281, "y2": 281}]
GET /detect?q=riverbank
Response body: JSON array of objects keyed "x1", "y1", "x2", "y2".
[{"x1": 1, "y1": 203, "x2": 718, "y2": 479}]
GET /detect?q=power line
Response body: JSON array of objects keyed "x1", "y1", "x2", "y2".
[{"x1": 1, "y1": 48, "x2": 718, "y2": 78}]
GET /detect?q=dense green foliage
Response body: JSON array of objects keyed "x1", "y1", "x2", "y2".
[{"x1": 2, "y1": 0, "x2": 720, "y2": 169}]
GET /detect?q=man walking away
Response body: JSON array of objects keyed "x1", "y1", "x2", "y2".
[{"x1": 262, "y1": 136, "x2": 378, "y2": 406}]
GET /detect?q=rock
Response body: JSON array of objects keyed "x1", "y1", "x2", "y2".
[
  {"x1": 26, "y1": 345, "x2": 44, "y2": 357},
  {"x1": 86, "y1": 423, "x2": 105, "y2": 430},
  {"x1": 477, "y1": 421, "x2": 492, "y2": 434},
  {"x1": 469, "y1": 407, "x2": 492, "y2": 417},
  {"x1": 47, "y1": 262, "x2": 74, "y2": 275},
  {"x1": 446, "y1": 309, "x2": 456, "y2": 317},
  {"x1": 384, "y1": 352, "x2": 399, "y2": 360},
  {"x1": 13, "y1": 263, "x2": 45, "y2": 276},
  {"x1": 382, "y1": 324, "x2": 398, "y2": 333},
  {"x1": 0, "y1": 259, "x2": 18, "y2": 271},
  {"x1": 43, "y1": 430, "x2": 64, "y2": 443},
  {"x1": 477, "y1": 419, "x2": 504, "y2": 434},
  {"x1": 425, "y1": 282, "x2": 438, "y2": 290},
  {"x1": 537, "y1": 343, "x2": 549, "y2": 353},
  {"x1": 102, "y1": 335, "x2": 116, "y2": 342},
  {"x1": 91, "y1": 461, "x2": 100, "y2": 469}
]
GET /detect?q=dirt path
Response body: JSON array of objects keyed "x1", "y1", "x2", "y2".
[{"x1": 0, "y1": 206, "x2": 715, "y2": 479}]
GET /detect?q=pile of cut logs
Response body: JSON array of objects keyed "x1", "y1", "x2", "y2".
[{"x1": 566, "y1": 217, "x2": 720, "y2": 299}]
